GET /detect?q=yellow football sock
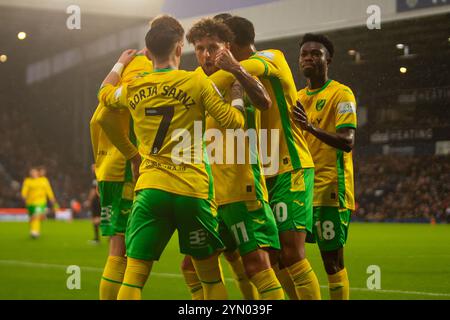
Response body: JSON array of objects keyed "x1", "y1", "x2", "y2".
[
  {"x1": 117, "y1": 258, "x2": 152, "y2": 300},
  {"x1": 287, "y1": 259, "x2": 321, "y2": 300},
  {"x1": 273, "y1": 264, "x2": 298, "y2": 300},
  {"x1": 250, "y1": 268, "x2": 285, "y2": 300},
  {"x1": 30, "y1": 218, "x2": 40, "y2": 236},
  {"x1": 192, "y1": 255, "x2": 227, "y2": 300},
  {"x1": 99, "y1": 256, "x2": 127, "y2": 300},
  {"x1": 328, "y1": 268, "x2": 349, "y2": 300},
  {"x1": 227, "y1": 257, "x2": 258, "y2": 300},
  {"x1": 182, "y1": 269, "x2": 204, "y2": 300}
]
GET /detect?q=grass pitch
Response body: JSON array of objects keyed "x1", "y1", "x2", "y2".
[{"x1": 0, "y1": 220, "x2": 449, "y2": 300}]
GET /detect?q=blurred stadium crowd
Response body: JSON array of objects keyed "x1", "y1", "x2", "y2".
[
  {"x1": 1, "y1": 104, "x2": 449, "y2": 223},
  {"x1": 354, "y1": 155, "x2": 450, "y2": 223},
  {"x1": 0, "y1": 110, "x2": 89, "y2": 211}
]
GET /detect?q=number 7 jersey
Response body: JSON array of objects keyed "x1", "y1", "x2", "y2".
[{"x1": 98, "y1": 68, "x2": 245, "y2": 200}]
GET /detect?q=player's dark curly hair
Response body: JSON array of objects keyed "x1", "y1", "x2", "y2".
[
  {"x1": 145, "y1": 15, "x2": 185, "y2": 59},
  {"x1": 300, "y1": 33, "x2": 334, "y2": 58},
  {"x1": 222, "y1": 16, "x2": 255, "y2": 46},
  {"x1": 186, "y1": 18, "x2": 234, "y2": 45},
  {"x1": 213, "y1": 13, "x2": 233, "y2": 22}
]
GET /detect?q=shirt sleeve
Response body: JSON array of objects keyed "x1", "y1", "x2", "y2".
[
  {"x1": 96, "y1": 107, "x2": 139, "y2": 160},
  {"x1": 201, "y1": 78, "x2": 245, "y2": 130},
  {"x1": 21, "y1": 179, "x2": 29, "y2": 199},
  {"x1": 90, "y1": 103, "x2": 103, "y2": 164},
  {"x1": 98, "y1": 83, "x2": 129, "y2": 110},
  {"x1": 44, "y1": 178, "x2": 56, "y2": 202},
  {"x1": 335, "y1": 87, "x2": 357, "y2": 130}
]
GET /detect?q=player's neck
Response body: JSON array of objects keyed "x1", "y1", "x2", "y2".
[
  {"x1": 153, "y1": 57, "x2": 179, "y2": 71},
  {"x1": 239, "y1": 45, "x2": 256, "y2": 61},
  {"x1": 307, "y1": 76, "x2": 329, "y2": 90}
]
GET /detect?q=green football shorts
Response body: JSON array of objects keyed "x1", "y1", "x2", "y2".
[
  {"x1": 311, "y1": 206, "x2": 351, "y2": 252},
  {"x1": 98, "y1": 181, "x2": 133, "y2": 236},
  {"x1": 266, "y1": 168, "x2": 314, "y2": 234},
  {"x1": 126, "y1": 189, "x2": 225, "y2": 261},
  {"x1": 218, "y1": 200, "x2": 280, "y2": 256},
  {"x1": 26, "y1": 204, "x2": 47, "y2": 217}
]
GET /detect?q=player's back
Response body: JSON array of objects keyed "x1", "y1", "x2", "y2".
[
  {"x1": 251, "y1": 49, "x2": 314, "y2": 176},
  {"x1": 112, "y1": 68, "x2": 245, "y2": 199}
]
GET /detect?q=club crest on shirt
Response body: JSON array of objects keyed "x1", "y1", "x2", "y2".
[{"x1": 316, "y1": 99, "x2": 326, "y2": 111}]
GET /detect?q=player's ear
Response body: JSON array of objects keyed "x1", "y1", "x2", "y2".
[
  {"x1": 144, "y1": 48, "x2": 152, "y2": 61},
  {"x1": 327, "y1": 57, "x2": 332, "y2": 66},
  {"x1": 175, "y1": 41, "x2": 183, "y2": 57}
]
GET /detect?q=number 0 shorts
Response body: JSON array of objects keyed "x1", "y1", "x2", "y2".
[{"x1": 266, "y1": 168, "x2": 314, "y2": 235}]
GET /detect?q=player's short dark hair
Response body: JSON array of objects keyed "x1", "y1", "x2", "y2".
[
  {"x1": 145, "y1": 15, "x2": 184, "y2": 59},
  {"x1": 223, "y1": 16, "x2": 255, "y2": 46},
  {"x1": 213, "y1": 13, "x2": 233, "y2": 22},
  {"x1": 186, "y1": 18, "x2": 234, "y2": 45},
  {"x1": 300, "y1": 33, "x2": 334, "y2": 58}
]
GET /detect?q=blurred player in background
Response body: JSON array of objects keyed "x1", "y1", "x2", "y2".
[
  {"x1": 295, "y1": 33, "x2": 357, "y2": 300},
  {"x1": 84, "y1": 164, "x2": 101, "y2": 244},
  {"x1": 210, "y1": 16, "x2": 321, "y2": 300},
  {"x1": 90, "y1": 42, "x2": 152, "y2": 299},
  {"x1": 21, "y1": 166, "x2": 58, "y2": 238},
  {"x1": 182, "y1": 17, "x2": 284, "y2": 300},
  {"x1": 98, "y1": 15, "x2": 246, "y2": 300}
]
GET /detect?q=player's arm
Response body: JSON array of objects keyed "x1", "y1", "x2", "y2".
[
  {"x1": 100, "y1": 49, "x2": 137, "y2": 88},
  {"x1": 293, "y1": 100, "x2": 356, "y2": 153},
  {"x1": 214, "y1": 49, "x2": 271, "y2": 111},
  {"x1": 90, "y1": 104, "x2": 103, "y2": 164},
  {"x1": 43, "y1": 178, "x2": 59, "y2": 209},
  {"x1": 202, "y1": 78, "x2": 245, "y2": 129},
  {"x1": 84, "y1": 186, "x2": 97, "y2": 209},
  {"x1": 210, "y1": 56, "x2": 268, "y2": 93},
  {"x1": 98, "y1": 49, "x2": 137, "y2": 109},
  {"x1": 21, "y1": 179, "x2": 28, "y2": 201},
  {"x1": 96, "y1": 107, "x2": 141, "y2": 180},
  {"x1": 96, "y1": 107, "x2": 138, "y2": 160}
]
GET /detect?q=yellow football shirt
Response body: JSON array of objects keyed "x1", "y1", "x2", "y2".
[
  {"x1": 98, "y1": 68, "x2": 245, "y2": 200},
  {"x1": 210, "y1": 49, "x2": 314, "y2": 177},
  {"x1": 90, "y1": 54, "x2": 153, "y2": 182},
  {"x1": 201, "y1": 67, "x2": 269, "y2": 205},
  {"x1": 21, "y1": 177, "x2": 55, "y2": 206},
  {"x1": 298, "y1": 80, "x2": 357, "y2": 210}
]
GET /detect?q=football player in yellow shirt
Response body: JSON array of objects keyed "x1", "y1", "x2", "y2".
[
  {"x1": 181, "y1": 17, "x2": 284, "y2": 301},
  {"x1": 98, "y1": 15, "x2": 246, "y2": 300},
  {"x1": 210, "y1": 16, "x2": 321, "y2": 300},
  {"x1": 294, "y1": 33, "x2": 357, "y2": 300},
  {"x1": 90, "y1": 47, "x2": 152, "y2": 299},
  {"x1": 21, "y1": 167, "x2": 58, "y2": 238}
]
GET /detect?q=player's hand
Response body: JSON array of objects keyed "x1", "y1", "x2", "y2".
[
  {"x1": 118, "y1": 49, "x2": 137, "y2": 66},
  {"x1": 215, "y1": 49, "x2": 241, "y2": 73},
  {"x1": 53, "y1": 202, "x2": 60, "y2": 211},
  {"x1": 293, "y1": 100, "x2": 312, "y2": 132},
  {"x1": 130, "y1": 153, "x2": 142, "y2": 182}
]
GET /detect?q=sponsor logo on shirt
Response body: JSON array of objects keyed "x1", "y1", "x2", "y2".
[
  {"x1": 256, "y1": 51, "x2": 275, "y2": 61},
  {"x1": 337, "y1": 102, "x2": 356, "y2": 115}
]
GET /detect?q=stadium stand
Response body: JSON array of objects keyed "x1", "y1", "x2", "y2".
[{"x1": 354, "y1": 155, "x2": 450, "y2": 223}]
